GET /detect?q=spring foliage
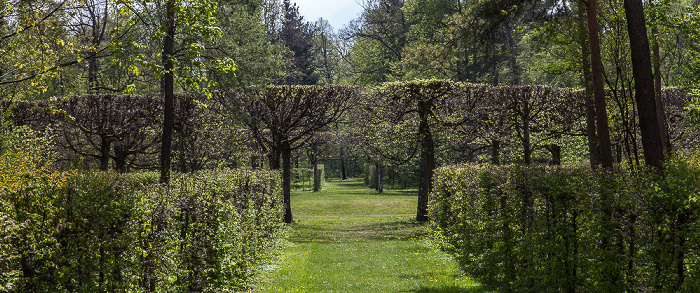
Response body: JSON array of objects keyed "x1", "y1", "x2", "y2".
[
  {"x1": 430, "y1": 159, "x2": 700, "y2": 292},
  {"x1": 0, "y1": 130, "x2": 284, "y2": 292}
]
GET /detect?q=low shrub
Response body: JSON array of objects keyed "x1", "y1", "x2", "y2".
[
  {"x1": 1, "y1": 131, "x2": 284, "y2": 292},
  {"x1": 430, "y1": 159, "x2": 700, "y2": 292}
]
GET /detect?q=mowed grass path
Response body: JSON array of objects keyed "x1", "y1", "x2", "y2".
[{"x1": 253, "y1": 179, "x2": 485, "y2": 293}]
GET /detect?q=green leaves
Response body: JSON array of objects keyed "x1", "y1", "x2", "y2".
[{"x1": 431, "y1": 157, "x2": 700, "y2": 291}]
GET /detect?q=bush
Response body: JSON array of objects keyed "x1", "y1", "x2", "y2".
[
  {"x1": 1, "y1": 131, "x2": 284, "y2": 292},
  {"x1": 430, "y1": 159, "x2": 700, "y2": 292}
]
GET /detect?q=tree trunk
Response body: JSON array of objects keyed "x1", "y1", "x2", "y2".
[
  {"x1": 340, "y1": 157, "x2": 347, "y2": 180},
  {"x1": 416, "y1": 106, "x2": 434, "y2": 222},
  {"x1": 99, "y1": 135, "x2": 111, "y2": 171},
  {"x1": 313, "y1": 160, "x2": 320, "y2": 192},
  {"x1": 585, "y1": 0, "x2": 614, "y2": 168},
  {"x1": 649, "y1": 2, "x2": 671, "y2": 156},
  {"x1": 114, "y1": 143, "x2": 128, "y2": 173},
  {"x1": 522, "y1": 98, "x2": 531, "y2": 164},
  {"x1": 282, "y1": 141, "x2": 293, "y2": 223},
  {"x1": 159, "y1": 0, "x2": 176, "y2": 183},
  {"x1": 579, "y1": 3, "x2": 600, "y2": 167},
  {"x1": 624, "y1": 0, "x2": 664, "y2": 171},
  {"x1": 340, "y1": 147, "x2": 347, "y2": 180},
  {"x1": 492, "y1": 140, "x2": 501, "y2": 165},
  {"x1": 548, "y1": 144, "x2": 562, "y2": 166},
  {"x1": 269, "y1": 137, "x2": 282, "y2": 170},
  {"x1": 377, "y1": 163, "x2": 383, "y2": 193}
]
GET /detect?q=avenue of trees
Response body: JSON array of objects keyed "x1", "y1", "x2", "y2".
[{"x1": 2, "y1": 0, "x2": 700, "y2": 290}]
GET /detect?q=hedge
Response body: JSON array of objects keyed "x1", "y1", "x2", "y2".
[
  {"x1": 1, "y1": 133, "x2": 284, "y2": 292},
  {"x1": 430, "y1": 159, "x2": 700, "y2": 292}
]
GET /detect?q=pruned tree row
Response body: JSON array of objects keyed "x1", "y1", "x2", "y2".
[{"x1": 3, "y1": 82, "x2": 698, "y2": 223}]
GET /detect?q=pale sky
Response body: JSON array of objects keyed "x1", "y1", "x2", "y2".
[{"x1": 293, "y1": 0, "x2": 364, "y2": 31}]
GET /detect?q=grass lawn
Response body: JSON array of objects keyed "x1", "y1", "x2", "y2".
[{"x1": 252, "y1": 179, "x2": 487, "y2": 293}]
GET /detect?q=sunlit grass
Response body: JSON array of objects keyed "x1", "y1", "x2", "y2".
[{"x1": 252, "y1": 179, "x2": 487, "y2": 292}]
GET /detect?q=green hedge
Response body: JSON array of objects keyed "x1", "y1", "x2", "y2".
[
  {"x1": 430, "y1": 159, "x2": 700, "y2": 292},
  {"x1": 1, "y1": 135, "x2": 284, "y2": 292}
]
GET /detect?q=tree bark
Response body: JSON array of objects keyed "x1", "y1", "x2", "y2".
[
  {"x1": 340, "y1": 147, "x2": 347, "y2": 180},
  {"x1": 313, "y1": 160, "x2": 320, "y2": 192},
  {"x1": 521, "y1": 98, "x2": 531, "y2": 164},
  {"x1": 548, "y1": 144, "x2": 562, "y2": 166},
  {"x1": 649, "y1": 1, "x2": 671, "y2": 156},
  {"x1": 579, "y1": 3, "x2": 600, "y2": 167},
  {"x1": 416, "y1": 103, "x2": 434, "y2": 222},
  {"x1": 282, "y1": 141, "x2": 293, "y2": 223},
  {"x1": 624, "y1": 0, "x2": 664, "y2": 170},
  {"x1": 159, "y1": 0, "x2": 176, "y2": 183},
  {"x1": 340, "y1": 157, "x2": 347, "y2": 180},
  {"x1": 584, "y1": 0, "x2": 614, "y2": 168},
  {"x1": 492, "y1": 140, "x2": 501, "y2": 165},
  {"x1": 99, "y1": 135, "x2": 111, "y2": 171}
]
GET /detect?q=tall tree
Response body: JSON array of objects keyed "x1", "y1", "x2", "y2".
[
  {"x1": 581, "y1": 0, "x2": 614, "y2": 168},
  {"x1": 623, "y1": 0, "x2": 664, "y2": 170},
  {"x1": 342, "y1": 0, "x2": 410, "y2": 84},
  {"x1": 279, "y1": 0, "x2": 318, "y2": 85},
  {"x1": 114, "y1": 0, "x2": 236, "y2": 183}
]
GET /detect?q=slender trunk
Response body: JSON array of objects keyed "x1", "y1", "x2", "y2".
[
  {"x1": 416, "y1": 104, "x2": 434, "y2": 222},
  {"x1": 579, "y1": 3, "x2": 600, "y2": 167},
  {"x1": 624, "y1": 0, "x2": 664, "y2": 171},
  {"x1": 159, "y1": 0, "x2": 176, "y2": 183},
  {"x1": 492, "y1": 140, "x2": 501, "y2": 165},
  {"x1": 649, "y1": 3, "x2": 671, "y2": 156},
  {"x1": 282, "y1": 141, "x2": 293, "y2": 223},
  {"x1": 377, "y1": 163, "x2": 383, "y2": 193},
  {"x1": 522, "y1": 97, "x2": 531, "y2": 164},
  {"x1": 340, "y1": 157, "x2": 347, "y2": 180},
  {"x1": 507, "y1": 23, "x2": 521, "y2": 86},
  {"x1": 99, "y1": 135, "x2": 111, "y2": 171},
  {"x1": 585, "y1": 0, "x2": 614, "y2": 168},
  {"x1": 313, "y1": 160, "x2": 320, "y2": 192}
]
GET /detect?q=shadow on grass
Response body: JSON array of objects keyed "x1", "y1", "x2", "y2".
[
  {"x1": 290, "y1": 220, "x2": 427, "y2": 243},
  {"x1": 408, "y1": 285, "x2": 491, "y2": 293}
]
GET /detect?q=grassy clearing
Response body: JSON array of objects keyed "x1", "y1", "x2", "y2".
[{"x1": 253, "y1": 179, "x2": 487, "y2": 293}]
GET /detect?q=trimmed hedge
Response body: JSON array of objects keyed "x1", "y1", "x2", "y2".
[
  {"x1": 1, "y1": 134, "x2": 284, "y2": 292},
  {"x1": 430, "y1": 159, "x2": 700, "y2": 292}
]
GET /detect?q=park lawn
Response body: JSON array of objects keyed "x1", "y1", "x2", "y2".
[{"x1": 253, "y1": 179, "x2": 486, "y2": 293}]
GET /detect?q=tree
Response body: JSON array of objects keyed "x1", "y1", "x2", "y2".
[
  {"x1": 113, "y1": 0, "x2": 236, "y2": 183},
  {"x1": 342, "y1": 0, "x2": 410, "y2": 84},
  {"x1": 623, "y1": 0, "x2": 664, "y2": 170},
  {"x1": 212, "y1": 0, "x2": 288, "y2": 88},
  {"x1": 314, "y1": 18, "x2": 342, "y2": 84},
  {"x1": 224, "y1": 85, "x2": 358, "y2": 223},
  {"x1": 279, "y1": 0, "x2": 318, "y2": 85},
  {"x1": 365, "y1": 80, "x2": 469, "y2": 221},
  {"x1": 0, "y1": 0, "x2": 83, "y2": 99},
  {"x1": 580, "y1": 0, "x2": 614, "y2": 168}
]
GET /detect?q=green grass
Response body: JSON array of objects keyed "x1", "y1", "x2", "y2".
[{"x1": 253, "y1": 179, "x2": 487, "y2": 293}]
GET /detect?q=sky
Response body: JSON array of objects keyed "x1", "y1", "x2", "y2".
[{"x1": 293, "y1": 0, "x2": 364, "y2": 31}]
